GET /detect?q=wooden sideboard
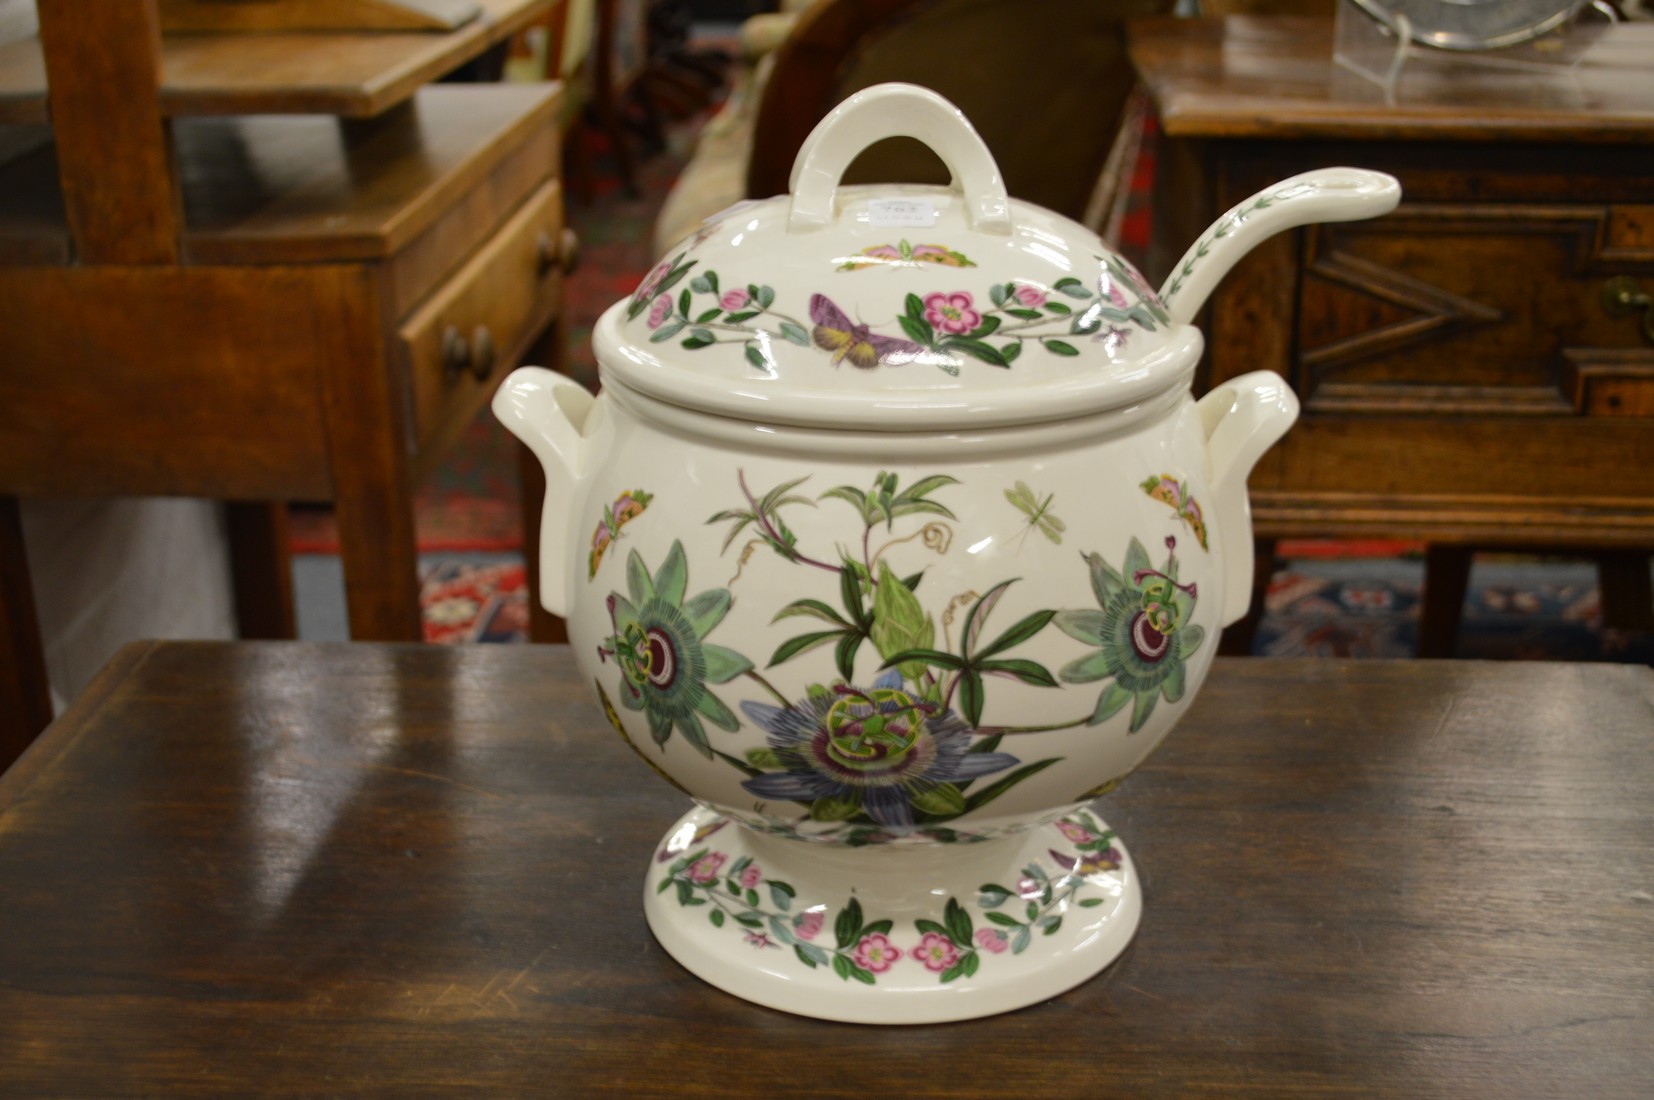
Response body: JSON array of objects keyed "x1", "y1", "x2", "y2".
[
  {"x1": 1128, "y1": 15, "x2": 1654, "y2": 654},
  {"x1": 0, "y1": 0, "x2": 573, "y2": 766}
]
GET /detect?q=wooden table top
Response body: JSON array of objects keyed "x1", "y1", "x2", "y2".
[
  {"x1": 1127, "y1": 15, "x2": 1654, "y2": 143},
  {"x1": 0, "y1": 0, "x2": 549, "y2": 124},
  {"x1": 1, "y1": 642, "x2": 1650, "y2": 1097}
]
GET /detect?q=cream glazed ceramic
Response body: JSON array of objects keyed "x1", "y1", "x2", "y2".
[{"x1": 495, "y1": 84, "x2": 1400, "y2": 1023}]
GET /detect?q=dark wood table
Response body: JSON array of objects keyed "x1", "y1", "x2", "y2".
[
  {"x1": 1127, "y1": 15, "x2": 1654, "y2": 657},
  {"x1": 1, "y1": 641, "x2": 1650, "y2": 1097}
]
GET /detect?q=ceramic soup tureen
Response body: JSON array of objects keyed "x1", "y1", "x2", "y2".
[{"x1": 496, "y1": 83, "x2": 1399, "y2": 1023}]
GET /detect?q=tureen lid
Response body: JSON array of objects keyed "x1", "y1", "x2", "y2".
[{"x1": 595, "y1": 83, "x2": 1201, "y2": 430}]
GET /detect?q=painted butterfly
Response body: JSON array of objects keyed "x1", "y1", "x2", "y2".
[
  {"x1": 588, "y1": 489, "x2": 654, "y2": 578},
  {"x1": 809, "y1": 294, "x2": 923, "y2": 370},
  {"x1": 1140, "y1": 474, "x2": 1208, "y2": 551}
]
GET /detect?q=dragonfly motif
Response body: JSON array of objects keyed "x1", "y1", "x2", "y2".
[{"x1": 1005, "y1": 481, "x2": 1065, "y2": 545}]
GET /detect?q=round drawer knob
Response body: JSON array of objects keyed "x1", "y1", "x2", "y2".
[
  {"x1": 441, "y1": 324, "x2": 470, "y2": 379},
  {"x1": 537, "y1": 227, "x2": 580, "y2": 276},
  {"x1": 469, "y1": 325, "x2": 496, "y2": 381}
]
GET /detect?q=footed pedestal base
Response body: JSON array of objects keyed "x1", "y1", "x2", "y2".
[{"x1": 643, "y1": 805, "x2": 1141, "y2": 1023}]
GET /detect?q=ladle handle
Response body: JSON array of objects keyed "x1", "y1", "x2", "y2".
[
  {"x1": 786, "y1": 82, "x2": 1012, "y2": 235},
  {"x1": 1158, "y1": 168, "x2": 1401, "y2": 326}
]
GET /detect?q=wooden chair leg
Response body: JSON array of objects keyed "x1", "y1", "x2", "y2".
[
  {"x1": 1218, "y1": 536, "x2": 1277, "y2": 657},
  {"x1": 0, "y1": 496, "x2": 55, "y2": 768},
  {"x1": 1596, "y1": 550, "x2": 1654, "y2": 632},
  {"x1": 1418, "y1": 545, "x2": 1473, "y2": 659},
  {"x1": 224, "y1": 502, "x2": 297, "y2": 640}
]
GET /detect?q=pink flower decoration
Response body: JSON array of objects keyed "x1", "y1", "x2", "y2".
[
  {"x1": 743, "y1": 931, "x2": 774, "y2": 949},
  {"x1": 922, "y1": 291, "x2": 981, "y2": 336},
  {"x1": 1057, "y1": 820, "x2": 1095, "y2": 844},
  {"x1": 852, "y1": 933, "x2": 902, "y2": 974},
  {"x1": 975, "y1": 928, "x2": 1009, "y2": 954},
  {"x1": 634, "y1": 259, "x2": 672, "y2": 302},
  {"x1": 647, "y1": 296, "x2": 673, "y2": 329},
  {"x1": 863, "y1": 244, "x2": 903, "y2": 261},
  {"x1": 914, "y1": 931, "x2": 960, "y2": 972},
  {"x1": 720, "y1": 288, "x2": 751, "y2": 311},
  {"x1": 738, "y1": 864, "x2": 762, "y2": 890},
  {"x1": 1012, "y1": 284, "x2": 1046, "y2": 308},
  {"x1": 686, "y1": 852, "x2": 726, "y2": 885},
  {"x1": 1017, "y1": 875, "x2": 1043, "y2": 899},
  {"x1": 793, "y1": 910, "x2": 825, "y2": 941}
]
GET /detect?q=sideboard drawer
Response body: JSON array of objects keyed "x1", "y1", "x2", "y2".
[
  {"x1": 1294, "y1": 205, "x2": 1654, "y2": 417},
  {"x1": 400, "y1": 179, "x2": 565, "y2": 454}
]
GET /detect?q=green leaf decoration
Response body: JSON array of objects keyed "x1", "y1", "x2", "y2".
[
  {"x1": 652, "y1": 261, "x2": 696, "y2": 303},
  {"x1": 773, "y1": 598, "x2": 850, "y2": 626},
  {"x1": 939, "y1": 961, "x2": 967, "y2": 984},
  {"x1": 710, "y1": 909, "x2": 725, "y2": 928},
  {"x1": 744, "y1": 343, "x2": 771, "y2": 371},
  {"x1": 779, "y1": 321, "x2": 810, "y2": 346},
  {"x1": 795, "y1": 944, "x2": 819, "y2": 968},
  {"x1": 985, "y1": 911, "x2": 1020, "y2": 927},
  {"x1": 910, "y1": 782, "x2": 966, "y2": 817},
  {"x1": 769, "y1": 629, "x2": 842, "y2": 667},
  {"x1": 811, "y1": 793, "x2": 861, "y2": 822},
  {"x1": 1005, "y1": 307, "x2": 1043, "y2": 321},
  {"x1": 1043, "y1": 339, "x2": 1080, "y2": 356},
  {"x1": 959, "y1": 669, "x2": 986, "y2": 727},
  {"x1": 978, "y1": 884, "x2": 1012, "y2": 908},
  {"x1": 977, "y1": 658, "x2": 1058, "y2": 687},
  {"x1": 649, "y1": 319, "x2": 687, "y2": 343},
  {"x1": 674, "y1": 879, "x2": 693, "y2": 906},
  {"x1": 905, "y1": 292, "x2": 926, "y2": 320},
  {"x1": 847, "y1": 965, "x2": 876, "y2": 986},
  {"x1": 705, "y1": 271, "x2": 720, "y2": 296},
  {"x1": 694, "y1": 306, "x2": 723, "y2": 323},
  {"x1": 833, "y1": 632, "x2": 865, "y2": 683},
  {"x1": 1042, "y1": 916, "x2": 1063, "y2": 936},
  {"x1": 678, "y1": 288, "x2": 691, "y2": 316},
  {"x1": 832, "y1": 954, "x2": 853, "y2": 981},
  {"x1": 745, "y1": 747, "x2": 781, "y2": 769},
  {"x1": 725, "y1": 310, "x2": 760, "y2": 323},
  {"x1": 689, "y1": 274, "x2": 712, "y2": 294},
  {"x1": 870, "y1": 561, "x2": 935, "y2": 680},
  {"x1": 898, "y1": 314, "x2": 935, "y2": 346},
  {"x1": 862, "y1": 919, "x2": 894, "y2": 937},
  {"x1": 962, "y1": 952, "x2": 981, "y2": 978},
  {"x1": 769, "y1": 882, "x2": 795, "y2": 911},
  {"x1": 735, "y1": 913, "x2": 764, "y2": 929},
  {"x1": 978, "y1": 607, "x2": 1057, "y2": 658},
  {"x1": 745, "y1": 888, "x2": 760, "y2": 907},
  {"x1": 837, "y1": 898, "x2": 864, "y2": 949},
  {"x1": 1054, "y1": 276, "x2": 1092, "y2": 298},
  {"x1": 1001, "y1": 341, "x2": 1022, "y2": 363},
  {"x1": 944, "y1": 337, "x2": 1010, "y2": 368},
  {"x1": 1012, "y1": 925, "x2": 1032, "y2": 954},
  {"x1": 962, "y1": 758, "x2": 1062, "y2": 813},
  {"x1": 1070, "y1": 311, "x2": 1103, "y2": 336},
  {"x1": 915, "y1": 919, "x2": 949, "y2": 938},
  {"x1": 755, "y1": 285, "x2": 776, "y2": 309},
  {"x1": 967, "y1": 315, "x2": 1001, "y2": 339},
  {"x1": 989, "y1": 283, "x2": 1009, "y2": 308},
  {"x1": 944, "y1": 898, "x2": 974, "y2": 947},
  {"x1": 681, "y1": 331, "x2": 716, "y2": 350},
  {"x1": 880, "y1": 648, "x2": 965, "y2": 673},
  {"x1": 1044, "y1": 301, "x2": 1073, "y2": 316},
  {"x1": 1078, "y1": 897, "x2": 1106, "y2": 909}
]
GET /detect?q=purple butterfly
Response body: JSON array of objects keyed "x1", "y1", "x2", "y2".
[{"x1": 809, "y1": 294, "x2": 923, "y2": 369}]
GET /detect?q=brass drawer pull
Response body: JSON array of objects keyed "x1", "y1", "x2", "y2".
[
  {"x1": 441, "y1": 324, "x2": 496, "y2": 382},
  {"x1": 1602, "y1": 276, "x2": 1654, "y2": 343}
]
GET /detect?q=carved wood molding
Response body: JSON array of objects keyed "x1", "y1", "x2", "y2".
[
  {"x1": 1300, "y1": 249, "x2": 1503, "y2": 374},
  {"x1": 1249, "y1": 490, "x2": 1654, "y2": 547}
]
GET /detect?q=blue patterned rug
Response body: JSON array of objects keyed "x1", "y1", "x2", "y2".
[{"x1": 1254, "y1": 557, "x2": 1654, "y2": 662}]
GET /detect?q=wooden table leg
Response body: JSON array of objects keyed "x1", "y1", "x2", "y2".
[
  {"x1": 1418, "y1": 545, "x2": 1474, "y2": 659},
  {"x1": 1596, "y1": 550, "x2": 1654, "y2": 632},
  {"x1": 0, "y1": 496, "x2": 54, "y2": 768},
  {"x1": 224, "y1": 502, "x2": 296, "y2": 640}
]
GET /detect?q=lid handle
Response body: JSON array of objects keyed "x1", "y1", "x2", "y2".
[{"x1": 786, "y1": 83, "x2": 1012, "y2": 236}]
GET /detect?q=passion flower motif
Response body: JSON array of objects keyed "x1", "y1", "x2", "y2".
[
  {"x1": 1054, "y1": 536, "x2": 1205, "y2": 733},
  {"x1": 738, "y1": 670, "x2": 1021, "y2": 830},
  {"x1": 922, "y1": 291, "x2": 981, "y2": 336},
  {"x1": 599, "y1": 541, "x2": 754, "y2": 758}
]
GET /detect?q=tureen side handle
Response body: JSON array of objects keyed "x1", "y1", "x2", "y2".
[
  {"x1": 1159, "y1": 168, "x2": 1401, "y2": 327},
  {"x1": 491, "y1": 366, "x2": 594, "y2": 617},
  {"x1": 1197, "y1": 371, "x2": 1301, "y2": 628},
  {"x1": 785, "y1": 82, "x2": 1012, "y2": 235}
]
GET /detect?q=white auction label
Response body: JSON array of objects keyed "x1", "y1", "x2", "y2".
[{"x1": 867, "y1": 198, "x2": 938, "y2": 228}]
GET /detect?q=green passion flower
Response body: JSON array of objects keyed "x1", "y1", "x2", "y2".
[
  {"x1": 1054, "y1": 535, "x2": 1204, "y2": 732},
  {"x1": 599, "y1": 540, "x2": 753, "y2": 758}
]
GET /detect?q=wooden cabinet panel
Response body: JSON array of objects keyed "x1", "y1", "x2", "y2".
[
  {"x1": 1297, "y1": 206, "x2": 1654, "y2": 416},
  {"x1": 399, "y1": 179, "x2": 564, "y2": 456}
]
